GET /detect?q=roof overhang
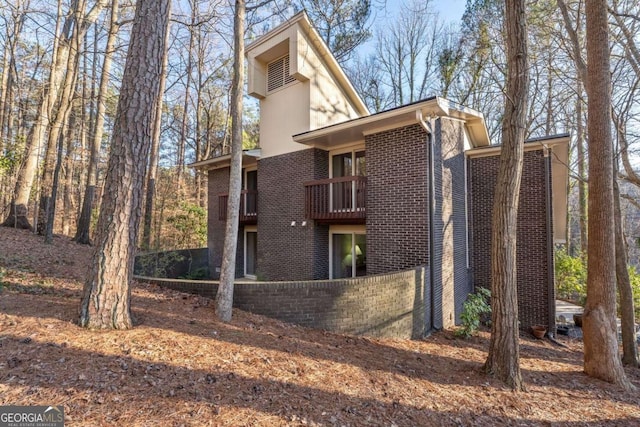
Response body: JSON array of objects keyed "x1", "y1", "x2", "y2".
[
  {"x1": 189, "y1": 149, "x2": 261, "y2": 171},
  {"x1": 466, "y1": 134, "x2": 570, "y2": 243},
  {"x1": 292, "y1": 97, "x2": 490, "y2": 149}
]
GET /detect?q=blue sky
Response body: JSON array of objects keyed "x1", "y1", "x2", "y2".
[
  {"x1": 432, "y1": 0, "x2": 467, "y2": 23},
  {"x1": 380, "y1": 0, "x2": 467, "y2": 24}
]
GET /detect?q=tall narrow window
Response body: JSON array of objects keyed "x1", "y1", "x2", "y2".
[
  {"x1": 330, "y1": 150, "x2": 365, "y2": 212},
  {"x1": 331, "y1": 232, "x2": 366, "y2": 279},
  {"x1": 241, "y1": 169, "x2": 257, "y2": 219},
  {"x1": 267, "y1": 54, "x2": 296, "y2": 92},
  {"x1": 245, "y1": 229, "x2": 257, "y2": 278}
]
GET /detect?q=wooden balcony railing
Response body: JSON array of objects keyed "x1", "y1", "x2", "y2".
[
  {"x1": 304, "y1": 176, "x2": 366, "y2": 223},
  {"x1": 218, "y1": 190, "x2": 258, "y2": 224}
]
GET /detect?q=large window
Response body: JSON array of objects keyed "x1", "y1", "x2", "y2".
[{"x1": 331, "y1": 230, "x2": 366, "y2": 279}]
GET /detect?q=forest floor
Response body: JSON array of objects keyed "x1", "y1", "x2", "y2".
[{"x1": 0, "y1": 227, "x2": 639, "y2": 426}]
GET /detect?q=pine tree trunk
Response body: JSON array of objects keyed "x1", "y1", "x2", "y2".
[
  {"x1": 216, "y1": 0, "x2": 245, "y2": 322},
  {"x1": 583, "y1": 0, "x2": 633, "y2": 390},
  {"x1": 142, "y1": 10, "x2": 170, "y2": 251},
  {"x1": 483, "y1": 0, "x2": 528, "y2": 392},
  {"x1": 79, "y1": 0, "x2": 171, "y2": 329},
  {"x1": 75, "y1": 0, "x2": 120, "y2": 245}
]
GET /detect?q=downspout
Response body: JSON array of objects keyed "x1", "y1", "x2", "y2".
[
  {"x1": 417, "y1": 110, "x2": 437, "y2": 334},
  {"x1": 543, "y1": 145, "x2": 556, "y2": 336}
]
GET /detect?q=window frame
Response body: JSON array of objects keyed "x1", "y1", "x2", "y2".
[
  {"x1": 244, "y1": 225, "x2": 258, "y2": 279},
  {"x1": 329, "y1": 225, "x2": 366, "y2": 279}
]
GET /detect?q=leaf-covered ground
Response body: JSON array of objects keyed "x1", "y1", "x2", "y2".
[{"x1": 1, "y1": 227, "x2": 639, "y2": 426}]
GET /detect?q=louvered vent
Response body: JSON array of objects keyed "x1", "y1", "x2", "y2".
[{"x1": 267, "y1": 54, "x2": 295, "y2": 92}]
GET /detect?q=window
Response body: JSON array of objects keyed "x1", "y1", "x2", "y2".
[
  {"x1": 267, "y1": 54, "x2": 296, "y2": 92},
  {"x1": 244, "y1": 227, "x2": 257, "y2": 279},
  {"x1": 331, "y1": 150, "x2": 365, "y2": 178},
  {"x1": 330, "y1": 149, "x2": 365, "y2": 212},
  {"x1": 242, "y1": 168, "x2": 257, "y2": 218},
  {"x1": 330, "y1": 230, "x2": 366, "y2": 279}
]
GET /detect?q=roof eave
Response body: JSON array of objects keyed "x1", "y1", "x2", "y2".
[{"x1": 293, "y1": 97, "x2": 490, "y2": 149}]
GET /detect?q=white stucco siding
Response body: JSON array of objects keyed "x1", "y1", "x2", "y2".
[{"x1": 259, "y1": 80, "x2": 311, "y2": 158}]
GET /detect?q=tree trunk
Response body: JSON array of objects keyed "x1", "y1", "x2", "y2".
[
  {"x1": 3, "y1": 0, "x2": 109, "y2": 230},
  {"x1": 2, "y1": 0, "x2": 64, "y2": 230},
  {"x1": 75, "y1": 0, "x2": 120, "y2": 245},
  {"x1": 142, "y1": 8, "x2": 170, "y2": 251},
  {"x1": 483, "y1": 0, "x2": 528, "y2": 392},
  {"x1": 79, "y1": 0, "x2": 171, "y2": 329},
  {"x1": 39, "y1": 0, "x2": 87, "y2": 235},
  {"x1": 44, "y1": 121, "x2": 67, "y2": 244},
  {"x1": 613, "y1": 175, "x2": 639, "y2": 367},
  {"x1": 583, "y1": 0, "x2": 633, "y2": 390},
  {"x1": 576, "y1": 86, "x2": 587, "y2": 256},
  {"x1": 62, "y1": 114, "x2": 76, "y2": 236},
  {"x1": 216, "y1": 0, "x2": 245, "y2": 322}
]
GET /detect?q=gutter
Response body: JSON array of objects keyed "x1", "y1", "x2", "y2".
[{"x1": 417, "y1": 110, "x2": 437, "y2": 335}]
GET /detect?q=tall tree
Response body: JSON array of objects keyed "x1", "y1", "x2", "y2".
[
  {"x1": 142, "y1": 1, "x2": 171, "y2": 250},
  {"x1": 582, "y1": 0, "x2": 632, "y2": 389},
  {"x1": 483, "y1": 0, "x2": 528, "y2": 391},
  {"x1": 300, "y1": 0, "x2": 372, "y2": 64},
  {"x1": 75, "y1": 0, "x2": 120, "y2": 244},
  {"x1": 80, "y1": 0, "x2": 171, "y2": 329},
  {"x1": 216, "y1": 0, "x2": 245, "y2": 322},
  {"x1": 2, "y1": 0, "x2": 109, "y2": 230},
  {"x1": 374, "y1": 0, "x2": 442, "y2": 108}
]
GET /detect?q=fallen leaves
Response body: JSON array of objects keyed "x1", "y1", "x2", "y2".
[{"x1": 1, "y1": 227, "x2": 639, "y2": 426}]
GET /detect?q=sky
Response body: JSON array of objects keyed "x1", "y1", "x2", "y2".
[
  {"x1": 431, "y1": 0, "x2": 468, "y2": 23},
  {"x1": 380, "y1": 0, "x2": 468, "y2": 24}
]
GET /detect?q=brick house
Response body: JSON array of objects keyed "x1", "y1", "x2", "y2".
[{"x1": 191, "y1": 12, "x2": 569, "y2": 331}]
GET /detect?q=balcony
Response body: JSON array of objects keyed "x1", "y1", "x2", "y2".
[
  {"x1": 218, "y1": 190, "x2": 258, "y2": 224},
  {"x1": 304, "y1": 176, "x2": 366, "y2": 223}
]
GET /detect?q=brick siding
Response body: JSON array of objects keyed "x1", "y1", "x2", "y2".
[
  {"x1": 207, "y1": 167, "x2": 244, "y2": 278},
  {"x1": 136, "y1": 266, "x2": 429, "y2": 339},
  {"x1": 257, "y1": 148, "x2": 329, "y2": 280},
  {"x1": 469, "y1": 149, "x2": 554, "y2": 330},
  {"x1": 365, "y1": 120, "x2": 470, "y2": 329},
  {"x1": 433, "y1": 118, "x2": 471, "y2": 328},
  {"x1": 365, "y1": 124, "x2": 429, "y2": 274}
]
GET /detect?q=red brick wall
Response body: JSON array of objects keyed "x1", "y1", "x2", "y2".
[{"x1": 468, "y1": 149, "x2": 554, "y2": 329}]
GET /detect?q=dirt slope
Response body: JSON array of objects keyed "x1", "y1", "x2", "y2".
[{"x1": 1, "y1": 227, "x2": 639, "y2": 426}]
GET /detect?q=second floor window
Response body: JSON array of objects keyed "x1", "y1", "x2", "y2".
[{"x1": 332, "y1": 150, "x2": 365, "y2": 178}]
